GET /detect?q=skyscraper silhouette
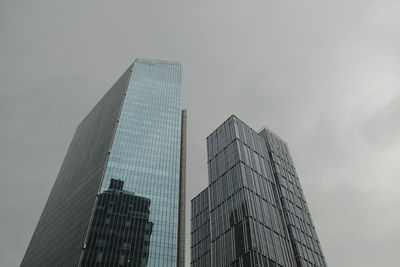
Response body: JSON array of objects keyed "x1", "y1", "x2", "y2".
[
  {"x1": 191, "y1": 116, "x2": 326, "y2": 267},
  {"x1": 21, "y1": 59, "x2": 186, "y2": 267}
]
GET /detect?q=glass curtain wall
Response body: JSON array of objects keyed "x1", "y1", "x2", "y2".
[{"x1": 82, "y1": 59, "x2": 182, "y2": 267}]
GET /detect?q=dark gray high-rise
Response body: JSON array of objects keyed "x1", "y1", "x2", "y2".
[
  {"x1": 21, "y1": 59, "x2": 186, "y2": 267},
  {"x1": 191, "y1": 116, "x2": 327, "y2": 267}
]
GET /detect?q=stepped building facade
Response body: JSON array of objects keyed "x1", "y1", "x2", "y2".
[{"x1": 191, "y1": 116, "x2": 327, "y2": 267}]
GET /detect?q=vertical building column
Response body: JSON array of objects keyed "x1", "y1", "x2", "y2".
[{"x1": 177, "y1": 109, "x2": 187, "y2": 267}]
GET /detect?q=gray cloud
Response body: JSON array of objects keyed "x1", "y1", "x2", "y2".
[
  {"x1": 1, "y1": 0, "x2": 400, "y2": 266},
  {"x1": 360, "y1": 94, "x2": 400, "y2": 147}
]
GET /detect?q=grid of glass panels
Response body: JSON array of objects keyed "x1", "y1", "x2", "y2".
[
  {"x1": 192, "y1": 116, "x2": 327, "y2": 267},
  {"x1": 21, "y1": 66, "x2": 132, "y2": 267},
  {"x1": 191, "y1": 189, "x2": 211, "y2": 267},
  {"x1": 207, "y1": 116, "x2": 296, "y2": 267},
  {"x1": 88, "y1": 59, "x2": 182, "y2": 267},
  {"x1": 82, "y1": 179, "x2": 153, "y2": 266},
  {"x1": 259, "y1": 129, "x2": 327, "y2": 267}
]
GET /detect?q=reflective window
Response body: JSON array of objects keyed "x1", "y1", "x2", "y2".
[{"x1": 87, "y1": 59, "x2": 182, "y2": 267}]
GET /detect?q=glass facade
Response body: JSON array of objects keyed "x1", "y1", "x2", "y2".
[
  {"x1": 258, "y1": 128, "x2": 327, "y2": 267},
  {"x1": 191, "y1": 189, "x2": 210, "y2": 267},
  {"x1": 21, "y1": 59, "x2": 186, "y2": 267},
  {"x1": 82, "y1": 179, "x2": 154, "y2": 266},
  {"x1": 21, "y1": 66, "x2": 132, "y2": 267},
  {"x1": 191, "y1": 116, "x2": 327, "y2": 267},
  {"x1": 83, "y1": 59, "x2": 183, "y2": 267}
]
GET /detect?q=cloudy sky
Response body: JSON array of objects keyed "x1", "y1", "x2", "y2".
[{"x1": 1, "y1": 0, "x2": 400, "y2": 266}]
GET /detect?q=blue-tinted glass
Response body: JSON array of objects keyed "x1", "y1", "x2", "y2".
[
  {"x1": 100, "y1": 59, "x2": 182, "y2": 267},
  {"x1": 22, "y1": 59, "x2": 184, "y2": 267}
]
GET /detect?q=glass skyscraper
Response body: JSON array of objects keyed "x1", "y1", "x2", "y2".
[
  {"x1": 21, "y1": 59, "x2": 186, "y2": 267},
  {"x1": 191, "y1": 116, "x2": 327, "y2": 267}
]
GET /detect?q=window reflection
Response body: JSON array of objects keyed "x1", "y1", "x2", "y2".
[{"x1": 82, "y1": 179, "x2": 153, "y2": 267}]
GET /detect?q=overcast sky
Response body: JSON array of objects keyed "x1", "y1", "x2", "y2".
[{"x1": 1, "y1": 0, "x2": 400, "y2": 266}]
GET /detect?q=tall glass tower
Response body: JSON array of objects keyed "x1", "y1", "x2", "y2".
[
  {"x1": 191, "y1": 116, "x2": 327, "y2": 267},
  {"x1": 21, "y1": 59, "x2": 186, "y2": 267}
]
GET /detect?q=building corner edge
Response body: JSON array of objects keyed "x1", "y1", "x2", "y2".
[{"x1": 177, "y1": 109, "x2": 187, "y2": 267}]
